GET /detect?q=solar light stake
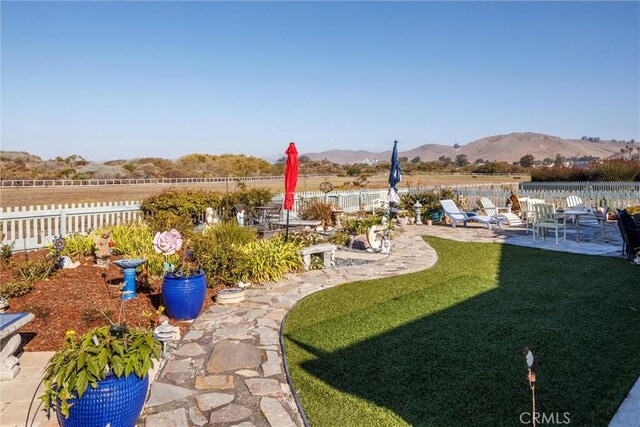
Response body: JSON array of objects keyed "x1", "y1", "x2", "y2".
[{"x1": 523, "y1": 347, "x2": 537, "y2": 427}]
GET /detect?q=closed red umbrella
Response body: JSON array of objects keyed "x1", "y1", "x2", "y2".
[{"x1": 284, "y1": 142, "x2": 299, "y2": 241}]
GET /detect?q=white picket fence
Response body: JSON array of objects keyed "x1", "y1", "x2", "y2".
[
  {"x1": 0, "y1": 202, "x2": 141, "y2": 251},
  {"x1": 521, "y1": 181, "x2": 640, "y2": 192}
]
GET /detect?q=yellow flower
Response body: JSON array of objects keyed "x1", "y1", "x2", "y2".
[
  {"x1": 157, "y1": 306, "x2": 165, "y2": 315},
  {"x1": 65, "y1": 330, "x2": 76, "y2": 337}
]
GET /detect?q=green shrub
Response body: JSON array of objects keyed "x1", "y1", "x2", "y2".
[
  {"x1": 60, "y1": 234, "x2": 95, "y2": 258},
  {"x1": 144, "y1": 210, "x2": 194, "y2": 239},
  {"x1": 329, "y1": 230, "x2": 350, "y2": 247},
  {"x1": 344, "y1": 216, "x2": 383, "y2": 235},
  {"x1": 189, "y1": 222, "x2": 257, "y2": 286},
  {"x1": 0, "y1": 241, "x2": 13, "y2": 267},
  {"x1": 400, "y1": 188, "x2": 460, "y2": 213},
  {"x1": 103, "y1": 224, "x2": 178, "y2": 277},
  {"x1": 299, "y1": 200, "x2": 334, "y2": 226},
  {"x1": 0, "y1": 280, "x2": 33, "y2": 298},
  {"x1": 140, "y1": 188, "x2": 274, "y2": 222},
  {"x1": 531, "y1": 160, "x2": 640, "y2": 182},
  {"x1": 16, "y1": 259, "x2": 57, "y2": 282},
  {"x1": 289, "y1": 230, "x2": 325, "y2": 247},
  {"x1": 239, "y1": 236, "x2": 303, "y2": 283}
]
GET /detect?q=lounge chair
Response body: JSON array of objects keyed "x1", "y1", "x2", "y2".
[
  {"x1": 480, "y1": 197, "x2": 523, "y2": 226},
  {"x1": 566, "y1": 195, "x2": 584, "y2": 209},
  {"x1": 440, "y1": 199, "x2": 504, "y2": 230},
  {"x1": 618, "y1": 210, "x2": 640, "y2": 260},
  {"x1": 532, "y1": 203, "x2": 566, "y2": 245}
]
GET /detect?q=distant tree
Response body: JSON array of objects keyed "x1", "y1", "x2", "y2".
[
  {"x1": 299, "y1": 155, "x2": 311, "y2": 163},
  {"x1": 631, "y1": 139, "x2": 636, "y2": 144},
  {"x1": 275, "y1": 156, "x2": 286, "y2": 164},
  {"x1": 122, "y1": 163, "x2": 137, "y2": 173},
  {"x1": 455, "y1": 154, "x2": 469, "y2": 167},
  {"x1": 542, "y1": 157, "x2": 554, "y2": 166},
  {"x1": 346, "y1": 164, "x2": 363, "y2": 176},
  {"x1": 399, "y1": 156, "x2": 409, "y2": 163},
  {"x1": 438, "y1": 156, "x2": 453, "y2": 166},
  {"x1": 474, "y1": 158, "x2": 484, "y2": 165},
  {"x1": 410, "y1": 156, "x2": 421, "y2": 164},
  {"x1": 554, "y1": 153, "x2": 565, "y2": 167},
  {"x1": 453, "y1": 143, "x2": 461, "y2": 149},
  {"x1": 519, "y1": 154, "x2": 535, "y2": 168}
]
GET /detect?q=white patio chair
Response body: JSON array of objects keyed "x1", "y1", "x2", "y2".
[
  {"x1": 440, "y1": 199, "x2": 504, "y2": 230},
  {"x1": 525, "y1": 198, "x2": 546, "y2": 234},
  {"x1": 566, "y1": 195, "x2": 584, "y2": 208},
  {"x1": 480, "y1": 197, "x2": 523, "y2": 226},
  {"x1": 532, "y1": 203, "x2": 566, "y2": 245}
]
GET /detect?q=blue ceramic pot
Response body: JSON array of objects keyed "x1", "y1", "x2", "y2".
[
  {"x1": 162, "y1": 270, "x2": 207, "y2": 320},
  {"x1": 56, "y1": 373, "x2": 148, "y2": 427}
]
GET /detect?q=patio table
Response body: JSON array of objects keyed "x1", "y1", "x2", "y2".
[{"x1": 561, "y1": 209, "x2": 599, "y2": 243}]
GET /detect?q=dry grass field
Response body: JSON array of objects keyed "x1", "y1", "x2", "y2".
[{"x1": 0, "y1": 174, "x2": 527, "y2": 208}]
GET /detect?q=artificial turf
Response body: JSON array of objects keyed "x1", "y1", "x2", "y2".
[{"x1": 283, "y1": 237, "x2": 640, "y2": 426}]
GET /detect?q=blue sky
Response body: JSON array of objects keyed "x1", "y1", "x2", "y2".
[{"x1": 2, "y1": 1, "x2": 639, "y2": 161}]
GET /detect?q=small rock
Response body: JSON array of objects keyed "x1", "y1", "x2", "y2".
[
  {"x1": 183, "y1": 330, "x2": 204, "y2": 341},
  {"x1": 230, "y1": 423, "x2": 256, "y2": 427},
  {"x1": 194, "y1": 392, "x2": 234, "y2": 412},
  {"x1": 209, "y1": 404, "x2": 252, "y2": 424},
  {"x1": 195, "y1": 374, "x2": 234, "y2": 390},
  {"x1": 146, "y1": 383, "x2": 196, "y2": 407}
]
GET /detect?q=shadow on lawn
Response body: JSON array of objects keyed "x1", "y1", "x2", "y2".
[{"x1": 285, "y1": 243, "x2": 640, "y2": 426}]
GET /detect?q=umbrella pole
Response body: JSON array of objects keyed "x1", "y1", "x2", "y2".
[{"x1": 285, "y1": 210, "x2": 290, "y2": 242}]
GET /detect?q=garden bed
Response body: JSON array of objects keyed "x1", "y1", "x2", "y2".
[{"x1": 1, "y1": 251, "x2": 221, "y2": 351}]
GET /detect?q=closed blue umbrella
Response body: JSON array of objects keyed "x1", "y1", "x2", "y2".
[{"x1": 388, "y1": 140, "x2": 402, "y2": 190}]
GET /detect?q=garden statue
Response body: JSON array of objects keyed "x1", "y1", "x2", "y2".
[
  {"x1": 94, "y1": 231, "x2": 112, "y2": 268},
  {"x1": 205, "y1": 207, "x2": 220, "y2": 226},
  {"x1": 237, "y1": 209, "x2": 245, "y2": 227},
  {"x1": 58, "y1": 256, "x2": 81, "y2": 269}
]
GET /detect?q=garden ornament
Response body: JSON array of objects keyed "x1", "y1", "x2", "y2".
[
  {"x1": 0, "y1": 297, "x2": 8, "y2": 313},
  {"x1": 522, "y1": 347, "x2": 537, "y2": 427},
  {"x1": 93, "y1": 231, "x2": 112, "y2": 268},
  {"x1": 58, "y1": 255, "x2": 81, "y2": 269},
  {"x1": 154, "y1": 229, "x2": 183, "y2": 272}
]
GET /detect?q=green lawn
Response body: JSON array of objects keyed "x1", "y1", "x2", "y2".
[{"x1": 283, "y1": 237, "x2": 640, "y2": 427}]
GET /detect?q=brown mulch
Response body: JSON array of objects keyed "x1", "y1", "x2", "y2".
[{"x1": 1, "y1": 252, "x2": 222, "y2": 351}]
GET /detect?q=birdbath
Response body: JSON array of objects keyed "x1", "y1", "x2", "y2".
[{"x1": 113, "y1": 259, "x2": 146, "y2": 301}]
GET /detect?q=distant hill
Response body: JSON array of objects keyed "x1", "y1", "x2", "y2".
[{"x1": 303, "y1": 132, "x2": 633, "y2": 164}]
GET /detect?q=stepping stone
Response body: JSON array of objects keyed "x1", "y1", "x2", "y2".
[
  {"x1": 255, "y1": 327, "x2": 279, "y2": 346},
  {"x1": 262, "y1": 351, "x2": 281, "y2": 377},
  {"x1": 230, "y1": 423, "x2": 256, "y2": 427},
  {"x1": 195, "y1": 374, "x2": 234, "y2": 390},
  {"x1": 183, "y1": 330, "x2": 204, "y2": 341},
  {"x1": 194, "y1": 392, "x2": 234, "y2": 412},
  {"x1": 174, "y1": 342, "x2": 205, "y2": 357},
  {"x1": 206, "y1": 340, "x2": 262, "y2": 373},
  {"x1": 188, "y1": 406, "x2": 208, "y2": 426},
  {"x1": 146, "y1": 382, "x2": 196, "y2": 407},
  {"x1": 260, "y1": 397, "x2": 297, "y2": 427},
  {"x1": 212, "y1": 327, "x2": 249, "y2": 337},
  {"x1": 163, "y1": 357, "x2": 191, "y2": 374},
  {"x1": 244, "y1": 378, "x2": 282, "y2": 396},
  {"x1": 209, "y1": 404, "x2": 252, "y2": 424},
  {"x1": 145, "y1": 408, "x2": 189, "y2": 427}
]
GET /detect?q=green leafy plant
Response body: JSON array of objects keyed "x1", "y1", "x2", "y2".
[
  {"x1": 189, "y1": 222, "x2": 257, "y2": 287},
  {"x1": 344, "y1": 216, "x2": 383, "y2": 235},
  {"x1": 41, "y1": 326, "x2": 161, "y2": 418},
  {"x1": 329, "y1": 230, "x2": 351, "y2": 247},
  {"x1": 400, "y1": 188, "x2": 460, "y2": 213},
  {"x1": 0, "y1": 240, "x2": 13, "y2": 268},
  {"x1": 102, "y1": 224, "x2": 178, "y2": 277},
  {"x1": 58, "y1": 234, "x2": 95, "y2": 258},
  {"x1": 144, "y1": 210, "x2": 194, "y2": 239},
  {"x1": 239, "y1": 236, "x2": 303, "y2": 283},
  {"x1": 0, "y1": 279, "x2": 33, "y2": 298},
  {"x1": 16, "y1": 258, "x2": 57, "y2": 282}
]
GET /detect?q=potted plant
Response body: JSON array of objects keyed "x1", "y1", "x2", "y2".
[
  {"x1": 155, "y1": 229, "x2": 207, "y2": 320},
  {"x1": 41, "y1": 326, "x2": 161, "y2": 427}
]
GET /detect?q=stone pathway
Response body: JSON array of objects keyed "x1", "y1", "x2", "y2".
[{"x1": 141, "y1": 226, "x2": 438, "y2": 427}]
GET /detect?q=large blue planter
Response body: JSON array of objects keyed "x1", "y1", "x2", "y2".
[
  {"x1": 162, "y1": 270, "x2": 207, "y2": 320},
  {"x1": 56, "y1": 373, "x2": 148, "y2": 427}
]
